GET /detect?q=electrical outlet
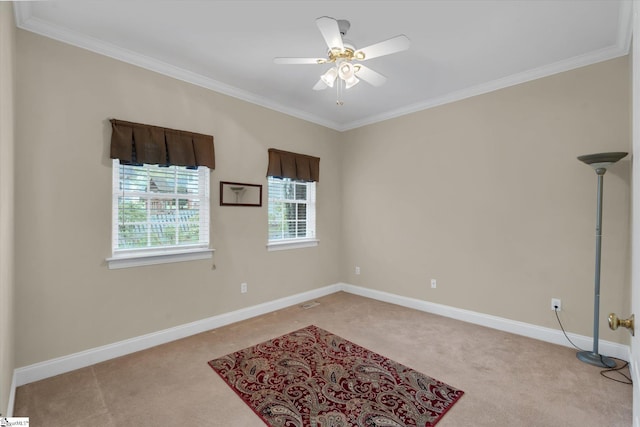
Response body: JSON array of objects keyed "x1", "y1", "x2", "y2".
[
  {"x1": 431, "y1": 279, "x2": 437, "y2": 289},
  {"x1": 355, "y1": 266, "x2": 360, "y2": 275},
  {"x1": 241, "y1": 282, "x2": 247, "y2": 293},
  {"x1": 551, "y1": 298, "x2": 561, "y2": 311}
]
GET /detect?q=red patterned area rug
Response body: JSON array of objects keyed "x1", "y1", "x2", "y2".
[{"x1": 208, "y1": 325, "x2": 464, "y2": 426}]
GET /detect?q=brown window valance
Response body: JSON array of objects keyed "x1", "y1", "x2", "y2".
[
  {"x1": 266, "y1": 148, "x2": 320, "y2": 182},
  {"x1": 110, "y1": 119, "x2": 215, "y2": 169}
]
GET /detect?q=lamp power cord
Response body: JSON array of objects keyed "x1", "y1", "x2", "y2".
[{"x1": 554, "y1": 307, "x2": 632, "y2": 385}]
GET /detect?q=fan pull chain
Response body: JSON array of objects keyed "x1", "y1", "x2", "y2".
[{"x1": 336, "y1": 78, "x2": 344, "y2": 106}]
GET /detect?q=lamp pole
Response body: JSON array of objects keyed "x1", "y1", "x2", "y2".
[{"x1": 576, "y1": 152, "x2": 627, "y2": 368}]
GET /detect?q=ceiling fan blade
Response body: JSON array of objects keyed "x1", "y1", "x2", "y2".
[
  {"x1": 316, "y1": 16, "x2": 344, "y2": 51},
  {"x1": 274, "y1": 57, "x2": 326, "y2": 65},
  {"x1": 312, "y1": 79, "x2": 328, "y2": 91},
  {"x1": 355, "y1": 65, "x2": 387, "y2": 87},
  {"x1": 355, "y1": 35, "x2": 410, "y2": 61}
]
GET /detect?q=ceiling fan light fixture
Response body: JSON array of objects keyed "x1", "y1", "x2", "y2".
[
  {"x1": 338, "y1": 61, "x2": 355, "y2": 80},
  {"x1": 321, "y1": 67, "x2": 338, "y2": 87},
  {"x1": 274, "y1": 17, "x2": 410, "y2": 103},
  {"x1": 345, "y1": 75, "x2": 360, "y2": 89}
]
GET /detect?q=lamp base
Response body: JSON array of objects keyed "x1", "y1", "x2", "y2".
[{"x1": 576, "y1": 350, "x2": 616, "y2": 368}]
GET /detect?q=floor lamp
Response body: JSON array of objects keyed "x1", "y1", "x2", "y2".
[{"x1": 576, "y1": 151, "x2": 627, "y2": 368}]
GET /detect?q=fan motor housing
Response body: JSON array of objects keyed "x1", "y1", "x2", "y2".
[
  {"x1": 328, "y1": 42, "x2": 365, "y2": 62},
  {"x1": 337, "y1": 19, "x2": 350, "y2": 36}
]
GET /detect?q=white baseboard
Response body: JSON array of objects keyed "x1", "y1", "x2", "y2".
[
  {"x1": 12, "y1": 283, "x2": 341, "y2": 388},
  {"x1": 5, "y1": 370, "x2": 16, "y2": 417},
  {"x1": 339, "y1": 283, "x2": 630, "y2": 361},
  {"x1": 10, "y1": 281, "x2": 630, "y2": 409}
]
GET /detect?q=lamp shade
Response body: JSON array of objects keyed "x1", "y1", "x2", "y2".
[
  {"x1": 577, "y1": 152, "x2": 628, "y2": 170},
  {"x1": 338, "y1": 61, "x2": 355, "y2": 80},
  {"x1": 344, "y1": 75, "x2": 360, "y2": 89},
  {"x1": 321, "y1": 67, "x2": 338, "y2": 87}
]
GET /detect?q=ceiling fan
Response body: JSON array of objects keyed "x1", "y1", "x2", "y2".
[{"x1": 274, "y1": 17, "x2": 410, "y2": 103}]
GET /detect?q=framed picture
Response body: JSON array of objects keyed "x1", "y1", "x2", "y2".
[{"x1": 220, "y1": 181, "x2": 262, "y2": 207}]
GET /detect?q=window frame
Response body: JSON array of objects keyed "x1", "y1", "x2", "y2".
[
  {"x1": 106, "y1": 159, "x2": 213, "y2": 269},
  {"x1": 267, "y1": 176, "x2": 318, "y2": 252}
]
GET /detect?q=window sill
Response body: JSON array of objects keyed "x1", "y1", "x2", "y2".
[
  {"x1": 267, "y1": 239, "x2": 319, "y2": 252},
  {"x1": 107, "y1": 248, "x2": 214, "y2": 269}
]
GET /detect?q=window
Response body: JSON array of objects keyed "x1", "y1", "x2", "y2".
[
  {"x1": 267, "y1": 177, "x2": 317, "y2": 251},
  {"x1": 107, "y1": 159, "x2": 212, "y2": 269}
]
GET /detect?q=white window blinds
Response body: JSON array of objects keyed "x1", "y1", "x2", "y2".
[
  {"x1": 112, "y1": 160, "x2": 210, "y2": 254},
  {"x1": 268, "y1": 177, "x2": 316, "y2": 242}
]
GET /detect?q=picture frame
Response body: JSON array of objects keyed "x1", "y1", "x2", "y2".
[{"x1": 220, "y1": 181, "x2": 262, "y2": 207}]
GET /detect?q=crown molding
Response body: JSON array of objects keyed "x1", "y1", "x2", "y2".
[
  {"x1": 338, "y1": 1, "x2": 634, "y2": 131},
  {"x1": 617, "y1": 0, "x2": 633, "y2": 54},
  {"x1": 340, "y1": 43, "x2": 631, "y2": 131},
  {"x1": 12, "y1": 4, "x2": 342, "y2": 131},
  {"x1": 14, "y1": 2, "x2": 633, "y2": 133}
]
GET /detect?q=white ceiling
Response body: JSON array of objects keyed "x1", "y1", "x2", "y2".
[{"x1": 14, "y1": 1, "x2": 632, "y2": 131}]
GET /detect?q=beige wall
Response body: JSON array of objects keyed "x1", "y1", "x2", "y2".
[
  {"x1": 14, "y1": 30, "x2": 343, "y2": 367},
  {"x1": 12, "y1": 26, "x2": 631, "y2": 369},
  {"x1": 342, "y1": 56, "x2": 631, "y2": 344},
  {"x1": 0, "y1": 2, "x2": 16, "y2": 415}
]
